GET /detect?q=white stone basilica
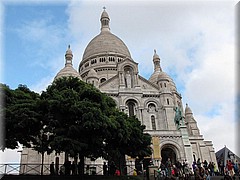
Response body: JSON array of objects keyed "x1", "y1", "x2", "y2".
[{"x1": 20, "y1": 9, "x2": 217, "y2": 174}]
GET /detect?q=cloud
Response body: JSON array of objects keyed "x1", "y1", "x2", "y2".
[
  {"x1": 195, "y1": 103, "x2": 237, "y2": 154},
  {"x1": 1, "y1": 0, "x2": 237, "y2": 163},
  {"x1": 65, "y1": 1, "x2": 237, "y2": 154},
  {"x1": 183, "y1": 44, "x2": 236, "y2": 113},
  {"x1": 15, "y1": 17, "x2": 68, "y2": 66}
]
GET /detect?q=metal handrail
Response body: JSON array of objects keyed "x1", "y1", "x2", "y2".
[{"x1": 0, "y1": 163, "x2": 136, "y2": 176}]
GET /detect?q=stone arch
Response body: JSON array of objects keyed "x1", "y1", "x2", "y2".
[
  {"x1": 144, "y1": 99, "x2": 161, "y2": 110},
  {"x1": 160, "y1": 139, "x2": 183, "y2": 163},
  {"x1": 123, "y1": 97, "x2": 141, "y2": 107},
  {"x1": 117, "y1": 59, "x2": 138, "y2": 73},
  {"x1": 123, "y1": 65, "x2": 134, "y2": 88},
  {"x1": 148, "y1": 103, "x2": 157, "y2": 113},
  {"x1": 125, "y1": 99, "x2": 138, "y2": 117},
  {"x1": 151, "y1": 115, "x2": 156, "y2": 130},
  {"x1": 100, "y1": 77, "x2": 106, "y2": 83}
]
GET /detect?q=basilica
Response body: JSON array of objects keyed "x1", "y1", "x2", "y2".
[{"x1": 20, "y1": 9, "x2": 217, "y2": 174}]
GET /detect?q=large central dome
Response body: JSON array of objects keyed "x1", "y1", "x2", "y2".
[
  {"x1": 81, "y1": 9, "x2": 131, "y2": 64},
  {"x1": 79, "y1": 9, "x2": 133, "y2": 81},
  {"x1": 82, "y1": 31, "x2": 131, "y2": 60}
]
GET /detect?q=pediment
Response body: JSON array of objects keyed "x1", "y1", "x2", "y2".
[
  {"x1": 99, "y1": 74, "x2": 159, "y2": 93},
  {"x1": 99, "y1": 75, "x2": 119, "y2": 91},
  {"x1": 138, "y1": 75, "x2": 159, "y2": 92},
  {"x1": 117, "y1": 58, "x2": 138, "y2": 72}
]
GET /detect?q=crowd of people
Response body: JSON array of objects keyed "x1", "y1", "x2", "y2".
[
  {"x1": 49, "y1": 160, "x2": 121, "y2": 176},
  {"x1": 48, "y1": 158, "x2": 240, "y2": 179},
  {"x1": 155, "y1": 158, "x2": 192, "y2": 179},
  {"x1": 155, "y1": 158, "x2": 240, "y2": 180}
]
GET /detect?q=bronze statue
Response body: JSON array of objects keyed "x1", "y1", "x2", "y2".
[{"x1": 174, "y1": 107, "x2": 183, "y2": 128}]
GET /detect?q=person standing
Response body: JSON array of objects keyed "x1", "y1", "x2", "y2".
[
  {"x1": 50, "y1": 162, "x2": 55, "y2": 175},
  {"x1": 166, "y1": 158, "x2": 172, "y2": 177},
  {"x1": 103, "y1": 162, "x2": 108, "y2": 175},
  {"x1": 71, "y1": 161, "x2": 77, "y2": 175}
]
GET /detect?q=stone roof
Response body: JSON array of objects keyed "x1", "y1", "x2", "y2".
[
  {"x1": 54, "y1": 65, "x2": 81, "y2": 81},
  {"x1": 82, "y1": 31, "x2": 131, "y2": 61},
  {"x1": 185, "y1": 103, "x2": 193, "y2": 115},
  {"x1": 87, "y1": 69, "x2": 98, "y2": 78},
  {"x1": 54, "y1": 45, "x2": 81, "y2": 81},
  {"x1": 81, "y1": 9, "x2": 131, "y2": 62},
  {"x1": 216, "y1": 146, "x2": 240, "y2": 166}
]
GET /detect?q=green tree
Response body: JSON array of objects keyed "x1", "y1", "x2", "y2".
[
  {"x1": 1, "y1": 84, "x2": 41, "y2": 150},
  {"x1": 40, "y1": 77, "x2": 116, "y2": 173},
  {"x1": 105, "y1": 111, "x2": 152, "y2": 174},
  {"x1": 1, "y1": 78, "x2": 152, "y2": 175},
  {"x1": 41, "y1": 77, "x2": 152, "y2": 174}
]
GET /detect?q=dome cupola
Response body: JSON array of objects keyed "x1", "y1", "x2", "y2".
[
  {"x1": 185, "y1": 103, "x2": 193, "y2": 115},
  {"x1": 149, "y1": 49, "x2": 177, "y2": 91},
  {"x1": 55, "y1": 45, "x2": 81, "y2": 81},
  {"x1": 79, "y1": 8, "x2": 132, "y2": 82},
  {"x1": 100, "y1": 8, "x2": 110, "y2": 32}
]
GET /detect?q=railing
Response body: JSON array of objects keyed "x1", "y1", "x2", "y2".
[
  {"x1": 0, "y1": 163, "x2": 136, "y2": 176},
  {"x1": 0, "y1": 164, "x2": 21, "y2": 175}
]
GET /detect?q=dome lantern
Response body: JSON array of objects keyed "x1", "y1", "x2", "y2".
[
  {"x1": 153, "y1": 49, "x2": 162, "y2": 72},
  {"x1": 65, "y1": 45, "x2": 73, "y2": 66},
  {"x1": 100, "y1": 7, "x2": 110, "y2": 32},
  {"x1": 54, "y1": 45, "x2": 81, "y2": 81}
]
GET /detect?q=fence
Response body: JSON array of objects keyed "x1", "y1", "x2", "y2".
[{"x1": 0, "y1": 163, "x2": 136, "y2": 176}]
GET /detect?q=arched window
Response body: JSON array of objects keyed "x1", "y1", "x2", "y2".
[
  {"x1": 151, "y1": 116, "x2": 156, "y2": 130},
  {"x1": 148, "y1": 103, "x2": 156, "y2": 112},
  {"x1": 128, "y1": 101, "x2": 135, "y2": 117},
  {"x1": 100, "y1": 78, "x2": 106, "y2": 83},
  {"x1": 126, "y1": 100, "x2": 137, "y2": 117}
]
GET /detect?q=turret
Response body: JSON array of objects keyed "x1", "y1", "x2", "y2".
[
  {"x1": 65, "y1": 45, "x2": 73, "y2": 65},
  {"x1": 184, "y1": 104, "x2": 200, "y2": 136},
  {"x1": 54, "y1": 45, "x2": 81, "y2": 81},
  {"x1": 153, "y1": 49, "x2": 162, "y2": 72},
  {"x1": 86, "y1": 69, "x2": 99, "y2": 87},
  {"x1": 100, "y1": 7, "x2": 110, "y2": 32}
]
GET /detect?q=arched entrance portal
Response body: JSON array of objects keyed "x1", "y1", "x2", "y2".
[{"x1": 161, "y1": 147, "x2": 177, "y2": 165}]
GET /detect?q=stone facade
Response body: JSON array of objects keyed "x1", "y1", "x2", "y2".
[{"x1": 20, "y1": 9, "x2": 217, "y2": 174}]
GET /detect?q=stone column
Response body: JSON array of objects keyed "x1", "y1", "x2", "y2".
[{"x1": 179, "y1": 123, "x2": 194, "y2": 165}]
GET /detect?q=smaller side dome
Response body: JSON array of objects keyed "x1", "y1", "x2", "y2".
[
  {"x1": 149, "y1": 72, "x2": 159, "y2": 84},
  {"x1": 185, "y1": 103, "x2": 193, "y2": 115},
  {"x1": 149, "y1": 49, "x2": 162, "y2": 84},
  {"x1": 54, "y1": 45, "x2": 81, "y2": 81},
  {"x1": 158, "y1": 72, "x2": 171, "y2": 80},
  {"x1": 54, "y1": 66, "x2": 81, "y2": 80}
]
